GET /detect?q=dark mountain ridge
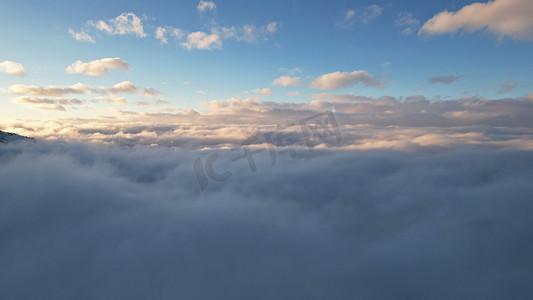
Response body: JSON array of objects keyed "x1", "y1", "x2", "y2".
[{"x1": 0, "y1": 130, "x2": 34, "y2": 144}]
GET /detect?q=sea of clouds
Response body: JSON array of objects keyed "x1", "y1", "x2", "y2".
[{"x1": 1, "y1": 135, "x2": 533, "y2": 299}]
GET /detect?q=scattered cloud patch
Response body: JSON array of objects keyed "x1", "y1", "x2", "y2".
[
  {"x1": 68, "y1": 29, "x2": 95, "y2": 43},
  {"x1": 311, "y1": 70, "x2": 384, "y2": 90},
  {"x1": 336, "y1": 4, "x2": 384, "y2": 29},
  {"x1": 337, "y1": 9, "x2": 356, "y2": 29},
  {"x1": 218, "y1": 22, "x2": 281, "y2": 44},
  {"x1": 272, "y1": 76, "x2": 301, "y2": 87},
  {"x1": 95, "y1": 96, "x2": 128, "y2": 105},
  {"x1": 181, "y1": 31, "x2": 222, "y2": 50},
  {"x1": 66, "y1": 58, "x2": 128, "y2": 76},
  {"x1": 155, "y1": 26, "x2": 183, "y2": 45},
  {"x1": 286, "y1": 91, "x2": 300, "y2": 96},
  {"x1": 197, "y1": 0, "x2": 216, "y2": 13},
  {"x1": 136, "y1": 99, "x2": 169, "y2": 106},
  {"x1": 12, "y1": 96, "x2": 84, "y2": 111},
  {"x1": 497, "y1": 80, "x2": 517, "y2": 94},
  {"x1": 359, "y1": 4, "x2": 384, "y2": 23},
  {"x1": 9, "y1": 83, "x2": 93, "y2": 97},
  {"x1": 105, "y1": 81, "x2": 137, "y2": 95},
  {"x1": 428, "y1": 74, "x2": 464, "y2": 85},
  {"x1": 252, "y1": 88, "x2": 272, "y2": 96},
  {"x1": 395, "y1": 12, "x2": 420, "y2": 35},
  {"x1": 142, "y1": 88, "x2": 162, "y2": 97},
  {"x1": 88, "y1": 12, "x2": 147, "y2": 38},
  {"x1": 71, "y1": 5, "x2": 280, "y2": 49}
]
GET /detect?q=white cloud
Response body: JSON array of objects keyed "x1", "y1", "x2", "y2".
[
  {"x1": 89, "y1": 12, "x2": 147, "y2": 38},
  {"x1": 218, "y1": 22, "x2": 281, "y2": 44},
  {"x1": 197, "y1": 0, "x2": 216, "y2": 13},
  {"x1": 311, "y1": 70, "x2": 384, "y2": 90},
  {"x1": 155, "y1": 27, "x2": 167, "y2": 44},
  {"x1": 252, "y1": 88, "x2": 272, "y2": 96},
  {"x1": 0, "y1": 61, "x2": 25, "y2": 76},
  {"x1": 286, "y1": 91, "x2": 300, "y2": 96},
  {"x1": 181, "y1": 31, "x2": 222, "y2": 50},
  {"x1": 68, "y1": 29, "x2": 95, "y2": 43},
  {"x1": 65, "y1": 58, "x2": 128, "y2": 76},
  {"x1": 93, "y1": 20, "x2": 113, "y2": 34},
  {"x1": 155, "y1": 26, "x2": 183, "y2": 45},
  {"x1": 336, "y1": 4, "x2": 383, "y2": 29},
  {"x1": 419, "y1": 0, "x2": 533, "y2": 41},
  {"x1": 395, "y1": 12, "x2": 420, "y2": 35},
  {"x1": 272, "y1": 76, "x2": 301, "y2": 87}
]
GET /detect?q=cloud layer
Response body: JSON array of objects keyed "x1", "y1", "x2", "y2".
[
  {"x1": 8, "y1": 81, "x2": 161, "y2": 111},
  {"x1": 0, "y1": 140, "x2": 532, "y2": 299},
  {"x1": 4, "y1": 94, "x2": 533, "y2": 151}
]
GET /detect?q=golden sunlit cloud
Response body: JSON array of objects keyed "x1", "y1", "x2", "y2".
[
  {"x1": 66, "y1": 58, "x2": 129, "y2": 76},
  {"x1": 0, "y1": 60, "x2": 25, "y2": 76}
]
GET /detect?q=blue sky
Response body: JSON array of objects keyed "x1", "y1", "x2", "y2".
[{"x1": 1, "y1": 0, "x2": 532, "y2": 123}]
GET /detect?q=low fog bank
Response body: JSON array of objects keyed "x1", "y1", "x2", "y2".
[{"x1": 1, "y1": 141, "x2": 532, "y2": 299}]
